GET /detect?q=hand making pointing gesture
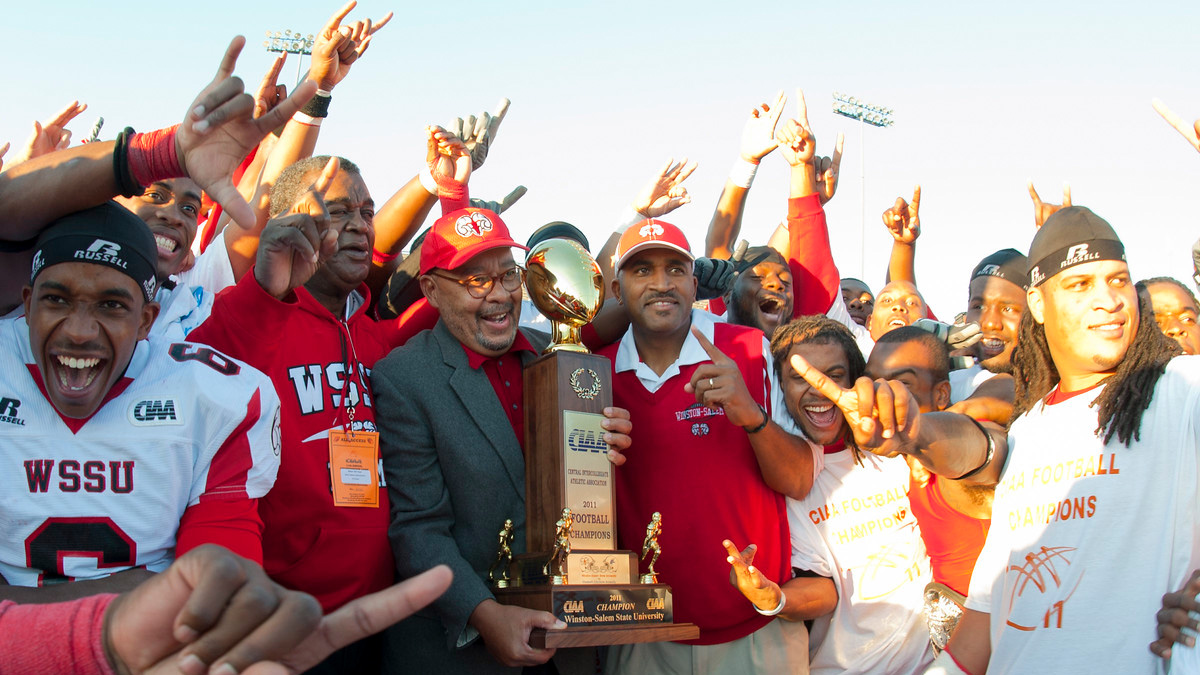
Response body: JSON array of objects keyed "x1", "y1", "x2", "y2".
[
  {"x1": 789, "y1": 352, "x2": 919, "y2": 455},
  {"x1": 684, "y1": 327, "x2": 767, "y2": 429},
  {"x1": 1027, "y1": 180, "x2": 1071, "y2": 229},
  {"x1": 882, "y1": 186, "x2": 922, "y2": 244},
  {"x1": 255, "y1": 157, "x2": 341, "y2": 299}
]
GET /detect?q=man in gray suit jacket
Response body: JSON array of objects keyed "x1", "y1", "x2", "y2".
[{"x1": 373, "y1": 207, "x2": 632, "y2": 673}]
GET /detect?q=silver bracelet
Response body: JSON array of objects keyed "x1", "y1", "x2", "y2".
[{"x1": 754, "y1": 592, "x2": 785, "y2": 616}]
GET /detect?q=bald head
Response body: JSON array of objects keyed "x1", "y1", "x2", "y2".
[{"x1": 868, "y1": 280, "x2": 928, "y2": 340}]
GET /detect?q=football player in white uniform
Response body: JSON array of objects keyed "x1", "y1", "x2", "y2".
[{"x1": 0, "y1": 202, "x2": 280, "y2": 602}]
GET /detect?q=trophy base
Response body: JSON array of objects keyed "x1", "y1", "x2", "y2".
[
  {"x1": 639, "y1": 573, "x2": 658, "y2": 584},
  {"x1": 509, "y1": 550, "x2": 638, "y2": 586},
  {"x1": 529, "y1": 623, "x2": 700, "y2": 649},
  {"x1": 495, "y1": 582, "x2": 698, "y2": 647}
]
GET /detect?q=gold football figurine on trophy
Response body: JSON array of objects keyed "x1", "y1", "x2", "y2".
[
  {"x1": 525, "y1": 239, "x2": 604, "y2": 353},
  {"x1": 640, "y1": 512, "x2": 662, "y2": 584},
  {"x1": 488, "y1": 519, "x2": 515, "y2": 588},
  {"x1": 543, "y1": 508, "x2": 573, "y2": 584}
]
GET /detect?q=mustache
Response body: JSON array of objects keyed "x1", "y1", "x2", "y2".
[{"x1": 644, "y1": 292, "x2": 680, "y2": 304}]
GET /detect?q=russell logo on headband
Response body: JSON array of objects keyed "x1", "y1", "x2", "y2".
[
  {"x1": 455, "y1": 212, "x2": 494, "y2": 238},
  {"x1": 30, "y1": 251, "x2": 44, "y2": 279},
  {"x1": 1060, "y1": 243, "x2": 1098, "y2": 269},
  {"x1": 978, "y1": 264, "x2": 1000, "y2": 277},
  {"x1": 76, "y1": 239, "x2": 127, "y2": 269},
  {"x1": 639, "y1": 222, "x2": 664, "y2": 238},
  {"x1": 1030, "y1": 266, "x2": 1044, "y2": 286}
]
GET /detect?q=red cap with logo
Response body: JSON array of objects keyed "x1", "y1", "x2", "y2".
[
  {"x1": 420, "y1": 207, "x2": 529, "y2": 274},
  {"x1": 615, "y1": 219, "x2": 694, "y2": 270}
]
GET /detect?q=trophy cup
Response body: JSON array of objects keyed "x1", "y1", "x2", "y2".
[{"x1": 490, "y1": 239, "x2": 698, "y2": 648}]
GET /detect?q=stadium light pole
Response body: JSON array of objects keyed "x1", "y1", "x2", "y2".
[
  {"x1": 264, "y1": 30, "x2": 316, "y2": 85},
  {"x1": 831, "y1": 93, "x2": 894, "y2": 279}
]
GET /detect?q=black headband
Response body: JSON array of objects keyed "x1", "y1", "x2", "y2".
[
  {"x1": 1029, "y1": 239, "x2": 1126, "y2": 287},
  {"x1": 971, "y1": 248, "x2": 1030, "y2": 290},
  {"x1": 31, "y1": 202, "x2": 159, "y2": 302}
]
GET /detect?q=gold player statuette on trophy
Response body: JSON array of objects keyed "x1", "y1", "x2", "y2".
[
  {"x1": 640, "y1": 512, "x2": 662, "y2": 584},
  {"x1": 487, "y1": 519, "x2": 515, "y2": 588},
  {"x1": 543, "y1": 508, "x2": 573, "y2": 585}
]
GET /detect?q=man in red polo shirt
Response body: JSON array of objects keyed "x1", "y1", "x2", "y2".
[{"x1": 599, "y1": 219, "x2": 816, "y2": 673}]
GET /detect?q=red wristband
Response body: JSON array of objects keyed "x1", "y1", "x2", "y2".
[
  {"x1": 128, "y1": 124, "x2": 184, "y2": 188},
  {"x1": 432, "y1": 172, "x2": 467, "y2": 203},
  {"x1": 372, "y1": 249, "x2": 400, "y2": 265}
]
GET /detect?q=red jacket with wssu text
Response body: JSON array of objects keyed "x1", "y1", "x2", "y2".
[{"x1": 190, "y1": 272, "x2": 404, "y2": 611}]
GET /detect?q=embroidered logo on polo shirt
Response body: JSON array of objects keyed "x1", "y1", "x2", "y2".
[{"x1": 691, "y1": 422, "x2": 709, "y2": 436}]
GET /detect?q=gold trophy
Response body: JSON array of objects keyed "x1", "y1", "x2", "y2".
[{"x1": 489, "y1": 238, "x2": 697, "y2": 648}]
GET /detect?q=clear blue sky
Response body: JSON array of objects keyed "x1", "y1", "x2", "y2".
[{"x1": 4, "y1": 0, "x2": 1197, "y2": 314}]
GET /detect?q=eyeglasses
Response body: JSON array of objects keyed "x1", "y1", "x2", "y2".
[{"x1": 430, "y1": 266, "x2": 525, "y2": 299}]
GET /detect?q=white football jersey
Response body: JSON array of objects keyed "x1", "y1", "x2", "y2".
[{"x1": 0, "y1": 317, "x2": 280, "y2": 587}]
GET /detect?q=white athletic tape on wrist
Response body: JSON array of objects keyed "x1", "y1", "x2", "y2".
[
  {"x1": 418, "y1": 167, "x2": 439, "y2": 195},
  {"x1": 291, "y1": 112, "x2": 323, "y2": 127},
  {"x1": 728, "y1": 157, "x2": 759, "y2": 189}
]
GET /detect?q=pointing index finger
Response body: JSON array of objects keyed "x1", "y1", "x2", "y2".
[
  {"x1": 1027, "y1": 180, "x2": 1043, "y2": 205},
  {"x1": 325, "y1": 0, "x2": 357, "y2": 34},
  {"x1": 910, "y1": 185, "x2": 921, "y2": 216},
  {"x1": 790, "y1": 353, "x2": 851, "y2": 410},
  {"x1": 691, "y1": 326, "x2": 732, "y2": 365},
  {"x1": 313, "y1": 157, "x2": 341, "y2": 197},
  {"x1": 795, "y1": 88, "x2": 809, "y2": 128}
]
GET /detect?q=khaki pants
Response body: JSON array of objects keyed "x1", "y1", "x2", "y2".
[{"x1": 603, "y1": 619, "x2": 810, "y2": 675}]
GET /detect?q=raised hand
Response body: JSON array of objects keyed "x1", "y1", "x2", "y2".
[
  {"x1": 882, "y1": 186, "x2": 922, "y2": 244},
  {"x1": 1027, "y1": 180, "x2": 1070, "y2": 229},
  {"x1": 789, "y1": 352, "x2": 918, "y2": 454},
  {"x1": 470, "y1": 185, "x2": 527, "y2": 214},
  {"x1": 176, "y1": 36, "x2": 318, "y2": 230},
  {"x1": 426, "y1": 125, "x2": 472, "y2": 190},
  {"x1": 1152, "y1": 98, "x2": 1200, "y2": 154},
  {"x1": 684, "y1": 327, "x2": 764, "y2": 427},
  {"x1": 813, "y1": 133, "x2": 844, "y2": 204},
  {"x1": 633, "y1": 157, "x2": 696, "y2": 218},
  {"x1": 449, "y1": 98, "x2": 512, "y2": 171},
  {"x1": 723, "y1": 539, "x2": 781, "y2": 611},
  {"x1": 12, "y1": 100, "x2": 88, "y2": 164},
  {"x1": 254, "y1": 52, "x2": 288, "y2": 119},
  {"x1": 255, "y1": 157, "x2": 340, "y2": 298},
  {"x1": 776, "y1": 89, "x2": 816, "y2": 167},
  {"x1": 740, "y1": 90, "x2": 787, "y2": 163},
  {"x1": 309, "y1": 1, "x2": 393, "y2": 91}
]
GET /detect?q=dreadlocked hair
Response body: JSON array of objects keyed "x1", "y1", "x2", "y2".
[
  {"x1": 771, "y1": 315, "x2": 867, "y2": 462},
  {"x1": 1011, "y1": 292, "x2": 1180, "y2": 446}
]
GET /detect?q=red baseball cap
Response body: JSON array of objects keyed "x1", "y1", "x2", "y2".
[
  {"x1": 419, "y1": 207, "x2": 528, "y2": 275},
  {"x1": 615, "y1": 219, "x2": 693, "y2": 270}
]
